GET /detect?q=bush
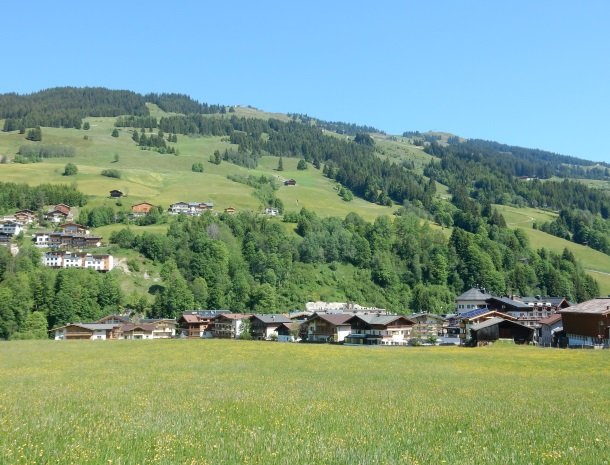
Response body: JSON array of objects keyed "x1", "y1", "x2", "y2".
[
  {"x1": 297, "y1": 159, "x2": 307, "y2": 170},
  {"x1": 101, "y1": 169, "x2": 121, "y2": 179},
  {"x1": 63, "y1": 163, "x2": 78, "y2": 176},
  {"x1": 192, "y1": 162, "x2": 204, "y2": 173},
  {"x1": 111, "y1": 128, "x2": 119, "y2": 137}
]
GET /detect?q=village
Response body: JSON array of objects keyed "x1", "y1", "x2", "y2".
[
  {"x1": 49, "y1": 294, "x2": 610, "y2": 349},
  {"x1": 2, "y1": 200, "x2": 609, "y2": 348}
]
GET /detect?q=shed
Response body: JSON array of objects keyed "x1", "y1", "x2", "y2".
[{"x1": 469, "y1": 317, "x2": 534, "y2": 345}]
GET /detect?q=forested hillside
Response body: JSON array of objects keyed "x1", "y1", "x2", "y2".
[{"x1": 0, "y1": 87, "x2": 609, "y2": 339}]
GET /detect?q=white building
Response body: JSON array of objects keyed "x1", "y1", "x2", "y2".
[
  {"x1": 42, "y1": 251, "x2": 114, "y2": 271},
  {"x1": 0, "y1": 221, "x2": 23, "y2": 236}
]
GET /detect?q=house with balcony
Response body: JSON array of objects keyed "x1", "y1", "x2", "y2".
[
  {"x1": 213, "y1": 313, "x2": 252, "y2": 339},
  {"x1": 249, "y1": 314, "x2": 292, "y2": 340},
  {"x1": 345, "y1": 314, "x2": 415, "y2": 345},
  {"x1": 303, "y1": 313, "x2": 352, "y2": 343}
]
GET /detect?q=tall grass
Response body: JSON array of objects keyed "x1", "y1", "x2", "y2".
[{"x1": 0, "y1": 340, "x2": 608, "y2": 464}]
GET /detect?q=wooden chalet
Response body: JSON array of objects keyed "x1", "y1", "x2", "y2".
[
  {"x1": 249, "y1": 314, "x2": 292, "y2": 340},
  {"x1": 54, "y1": 204, "x2": 71, "y2": 216},
  {"x1": 213, "y1": 313, "x2": 252, "y2": 339},
  {"x1": 34, "y1": 232, "x2": 102, "y2": 248},
  {"x1": 52, "y1": 323, "x2": 121, "y2": 340},
  {"x1": 223, "y1": 207, "x2": 236, "y2": 214},
  {"x1": 345, "y1": 314, "x2": 415, "y2": 345},
  {"x1": 140, "y1": 318, "x2": 177, "y2": 338},
  {"x1": 283, "y1": 179, "x2": 296, "y2": 186},
  {"x1": 14, "y1": 209, "x2": 37, "y2": 224},
  {"x1": 120, "y1": 323, "x2": 156, "y2": 340},
  {"x1": 303, "y1": 313, "x2": 352, "y2": 343},
  {"x1": 408, "y1": 313, "x2": 446, "y2": 339},
  {"x1": 559, "y1": 298, "x2": 610, "y2": 347},
  {"x1": 109, "y1": 190, "x2": 124, "y2": 198},
  {"x1": 275, "y1": 322, "x2": 303, "y2": 342},
  {"x1": 178, "y1": 311, "x2": 227, "y2": 338},
  {"x1": 59, "y1": 223, "x2": 89, "y2": 235}
]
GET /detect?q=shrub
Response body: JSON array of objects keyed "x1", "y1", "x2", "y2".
[
  {"x1": 101, "y1": 169, "x2": 121, "y2": 179},
  {"x1": 63, "y1": 163, "x2": 78, "y2": 176}
]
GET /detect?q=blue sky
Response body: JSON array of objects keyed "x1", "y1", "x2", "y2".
[{"x1": 3, "y1": 0, "x2": 610, "y2": 162}]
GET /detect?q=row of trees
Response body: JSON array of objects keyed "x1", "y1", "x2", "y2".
[{"x1": 0, "y1": 182, "x2": 87, "y2": 212}]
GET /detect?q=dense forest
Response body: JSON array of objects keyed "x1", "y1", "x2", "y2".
[
  {"x1": 0, "y1": 87, "x2": 225, "y2": 132},
  {"x1": 424, "y1": 144, "x2": 610, "y2": 218}
]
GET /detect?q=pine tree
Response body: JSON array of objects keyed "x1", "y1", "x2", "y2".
[{"x1": 277, "y1": 156, "x2": 284, "y2": 171}]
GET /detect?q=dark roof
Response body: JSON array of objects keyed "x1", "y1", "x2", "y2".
[
  {"x1": 487, "y1": 296, "x2": 531, "y2": 309},
  {"x1": 456, "y1": 288, "x2": 492, "y2": 301},
  {"x1": 409, "y1": 312, "x2": 445, "y2": 322},
  {"x1": 519, "y1": 296, "x2": 569, "y2": 306},
  {"x1": 459, "y1": 308, "x2": 490, "y2": 319},
  {"x1": 559, "y1": 298, "x2": 610, "y2": 316},
  {"x1": 251, "y1": 314, "x2": 292, "y2": 324},
  {"x1": 309, "y1": 313, "x2": 352, "y2": 325},
  {"x1": 347, "y1": 314, "x2": 414, "y2": 326}
]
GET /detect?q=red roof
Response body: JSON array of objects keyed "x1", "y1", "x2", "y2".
[{"x1": 538, "y1": 314, "x2": 562, "y2": 325}]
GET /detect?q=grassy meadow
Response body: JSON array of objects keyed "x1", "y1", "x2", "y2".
[
  {"x1": 0, "y1": 340, "x2": 609, "y2": 465},
  {"x1": 0, "y1": 111, "x2": 394, "y2": 222}
]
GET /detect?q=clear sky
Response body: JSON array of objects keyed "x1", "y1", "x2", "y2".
[{"x1": 2, "y1": 0, "x2": 610, "y2": 162}]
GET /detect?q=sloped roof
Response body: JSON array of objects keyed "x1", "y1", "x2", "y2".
[
  {"x1": 470, "y1": 317, "x2": 506, "y2": 331},
  {"x1": 487, "y1": 296, "x2": 531, "y2": 309},
  {"x1": 251, "y1": 314, "x2": 292, "y2": 324},
  {"x1": 538, "y1": 314, "x2": 562, "y2": 325},
  {"x1": 347, "y1": 314, "x2": 414, "y2": 326},
  {"x1": 456, "y1": 288, "x2": 492, "y2": 301},
  {"x1": 215, "y1": 313, "x2": 252, "y2": 321},
  {"x1": 180, "y1": 314, "x2": 200, "y2": 324},
  {"x1": 519, "y1": 296, "x2": 569, "y2": 306},
  {"x1": 559, "y1": 298, "x2": 610, "y2": 315},
  {"x1": 470, "y1": 317, "x2": 532, "y2": 332},
  {"x1": 312, "y1": 313, "x2": 353, "y2": 326},
  {"x1": 121, "y1": 323, "x2": 156, "y2": 332},
  {"x1": 51, "y1": 323, "x2": 119, "y2": 331},
  {"x1": 459, "y1": 308, "x2": 490, "y2": 319},
  {"x1": 409, "y1": 312, "x2": 445, "y2": 322}
]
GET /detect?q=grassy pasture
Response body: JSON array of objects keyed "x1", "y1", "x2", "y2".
[
  {"x1": 0, "y1": 117, "x2": 391, "y2": 221},
  {"x1": 0, "y1": 341, "x2": 608, "y2": 465}
]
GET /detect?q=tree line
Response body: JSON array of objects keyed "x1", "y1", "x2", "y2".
[{"x1": 0, "y1": 182, "x2": 87, "y2": 213}]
